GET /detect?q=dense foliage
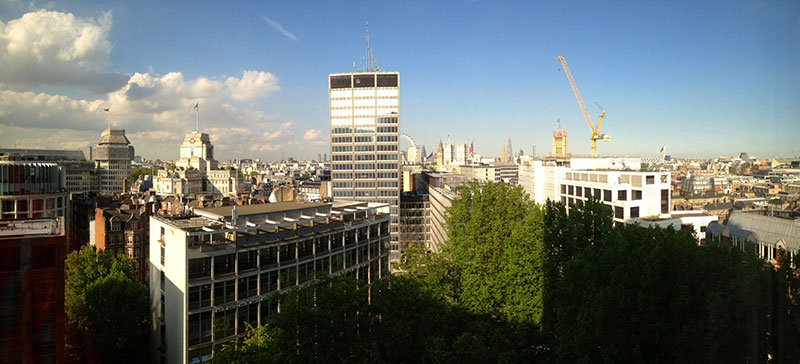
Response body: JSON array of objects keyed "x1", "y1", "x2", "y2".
[
  {"x1": 215, "y1": 183, "x2": 800, "y2": 363},
  {"x1": 130, "y1": 167, "x2": 155, "y2": 182},
  {"x1": 65, "y1": 246, "x2": 151, "y2": 364}
]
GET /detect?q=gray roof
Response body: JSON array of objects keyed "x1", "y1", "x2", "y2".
[
  {"x1": 97, "y1": 129, "x2": 131, "y2": 145},
  {"x1": 708, "y1": 210, "x2": 800, "y2": 250}
]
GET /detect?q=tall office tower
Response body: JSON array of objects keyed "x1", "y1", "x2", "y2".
[
  {"x1": 93, "y1": 128, "x2": 134, "y2": 195},
  {"x1": 329, "y1": 70, "x2": 401, "y2": 263},
  {"x1": 552, "y1": 130, "x2": 568, "y2": 157}
]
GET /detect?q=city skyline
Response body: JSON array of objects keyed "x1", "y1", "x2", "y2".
[{"x1": 0, "y1": 0, "x2": 798, "y2": 160}]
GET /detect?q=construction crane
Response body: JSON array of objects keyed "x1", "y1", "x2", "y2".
[{"x1": 556, "y1": 56, "x2": 610, "y2": 157}]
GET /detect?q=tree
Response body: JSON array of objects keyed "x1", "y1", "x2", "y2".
[
  {"x1": 130, "y1": 167, "x2": 154, "y2": 182},
  {"x1": 407, "y1": 181, "x2": 546, "y2": 326},
  {"x1": 65, "y1": 246, "x2": 151, "y2": 363},
  {"x1": 548, "y1": 224, "x2": 772, "y2": 363}
]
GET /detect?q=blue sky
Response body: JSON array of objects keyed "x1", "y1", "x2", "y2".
[{"x1": 0, "y1": 0, "x2": 797, "y2": 160}]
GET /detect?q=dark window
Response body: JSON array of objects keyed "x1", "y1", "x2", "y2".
[
  {"x1": 259, "y1": 247, "x2": 277, "y2": 268},
  {"x1": 632, "y1": 190, "x2": 643, "y2": 200},
  {"x1": 594, "y1": 189, "x2": 601, "y2": 199},
  {"x1": 280, "y1": 267, "x2": 296, "y2": 289},
  {"x1": 314, "y1": 237, "x2": 328, "y2": 254},
  {"x1": 661, "y1": 189, "x2": 670, "y2": 214},
  {"x1": 618, "y1": 190, "x2": 627, "y2": 201},
  {"x1": 700, "y1": 226, "x2": 707, "y2": 232},
  {"x1": 630, "y1": 206, "x2": 640, "y2": 218},
  {"x1": 160, "y1": 245, "x2": 165, "y2": 266},
  {"x1": 260, "y1": 298, "x2": 278, "y2": 325},
  {"x1": 238, "y1": 251, "x2": 257, "y2": 272},
  {"x1": 213, "y1": 279, "x2": 235, "y2": 305},
  {"x1": 345, "y1": 230, "x2": 356, "y2": 246},
  {"x1": 332, "y1": 253, "x2": 344, "y2": 272},
  {"x1": 568, "y1": 186, "x2": 574, "y2": 195},
  {"x1": 604, "y1": 190, "x2": 612, "y2": 202},
  {"x1": 298, "y1": 240, "x2": 313, "y2": 260},
  {"x1": 315, "y1": 257, "x2": 330, "y2": 275},
  {"x1": 561, "y1": 185, "x2": 566, "y2": 194},
  {"x1": 615, "y1": 206, "x2": 624, "y2": 219},
  {"x1": 330, "y1": 75, "x2": 351, "y2": 89},
  {"x1": 188, "y1": 284, "x2": 211, "y2": 310},
  {"x1": 576, "y1": 187, "x2": 582, "y2": 197},
  {"x1": 31, "y1": 245, "x2": 55, "y2": 270},
  {"x1": 377, "y1": 74, "x2": 398, "y2": 87},
  {"x1": 238, "y1": 302, "x2": 258, "y2": 334},
  {"x1": 260, "y1": 271, "x2": 277, "y2": 294},
  {"x1": 189, "y1": 258, "x2": 211, "y2": 280},
  {"x1": 188, "y1": 311, "x2": 212, "y2": 346},
  {"x1": 279, "y1": 243, "x2": 296, "y2": 263},
  {"x1": 214, "y1": 254, "x2": 235, "y2": 276},
  {"x1": 160, "y1": 271, "x2": 165, "y2": 291},
  {"x1": 561, "y1": 196, "x2": 567, "y2": 204},
  {"x1": 238, "y1": 275, "x2": 258, "y2": 299},
  {"x1": 353, "y1": 74, "x2": 375, "y2": 87},
  {"x1": 214, "y1": 308, "x2": 236, "y2": 339},
  {"x1": 646, "y1": 175, "x2": 655, "y2": 184}
]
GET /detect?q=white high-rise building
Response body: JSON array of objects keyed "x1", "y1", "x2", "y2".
[{"x1": 329, "y1": 71, "x2": 401, "y2": 263}]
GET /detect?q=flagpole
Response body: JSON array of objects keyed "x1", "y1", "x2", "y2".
[{"x1": 196, "y1": 104, "x2": 199, "y2": 132}]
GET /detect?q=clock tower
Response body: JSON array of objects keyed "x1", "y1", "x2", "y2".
[{"x1": 176, "y1": 130, "x2": 218, "y2": 171}]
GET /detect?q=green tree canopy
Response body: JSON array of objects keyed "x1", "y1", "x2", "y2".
[{"x1": 65, "y1": 246, "x2": 151, "y2": 363}]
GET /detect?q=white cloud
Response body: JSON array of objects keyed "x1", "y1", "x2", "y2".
[
  {"x1": 225, "y1": 70, "x2": 280, "y2": 102},
  {"x1": 303, "y1": 128, "x2": 327, "y2": 145},
  {"x1": 0, "y1": 10, "x2": 129, "y2": 93},
  {"x1": 261, "y1": 15, "x2": 298, "y2": 41},
  {"x1": 0, "y1": 10, "x2": 325, "y2": 160}
]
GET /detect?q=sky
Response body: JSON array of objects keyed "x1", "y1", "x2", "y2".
[{"x1": 0, "y1": 0, "x2": 798, "y2": 161}]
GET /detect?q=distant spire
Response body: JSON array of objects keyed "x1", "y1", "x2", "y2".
[{"x1": 365, "y1": 22, "x2": 370, "y2": 71}]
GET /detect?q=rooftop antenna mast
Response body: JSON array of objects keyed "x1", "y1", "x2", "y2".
[{"x1": 365, "y1": 22, "x2": 371, "y2": 71}]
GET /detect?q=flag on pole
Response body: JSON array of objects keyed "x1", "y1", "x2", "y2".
[
  {"x1": 103, "y1": 107, "x2": 109, "y2": 112},
  {"x1": 193, "y1": 103, "x2": 199, "y2": 111},
  {"x1": 469, "y1": 141, "x2": 474, "y2": 155}
]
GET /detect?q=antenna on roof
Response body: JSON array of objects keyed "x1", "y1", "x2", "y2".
[{"x1": 365, "y1": 22, "x2": 370, "y2": 71}]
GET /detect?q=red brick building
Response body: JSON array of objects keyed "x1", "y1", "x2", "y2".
[{"x1": 92, "y1": 203, "x2": 153, "y2": 283}]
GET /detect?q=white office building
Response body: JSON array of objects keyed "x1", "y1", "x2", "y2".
[
  {"x1": 153, "y1": 131, "x2": 239, "y2": 198},
  {"x1": 519, "y1": 158, "x2": 671, "y2": 225},
  {"x1": 329, "y1": 71, "x2": 401, "y2": 263},
  {"x1": 149, "y1": 200, "x2": 390, "y2": 363}
]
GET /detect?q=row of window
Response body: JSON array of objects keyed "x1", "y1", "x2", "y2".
[
  {"x1": 188, "y1": 229, "x2": 390, "y2": 281},
  {"x1": 187, "y1": 256, "x2": 391, "y2": 351}
]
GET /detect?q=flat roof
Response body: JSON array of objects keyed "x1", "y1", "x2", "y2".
[{"x1": 196, "y1": 201, "x2": 327, "y2": 219}]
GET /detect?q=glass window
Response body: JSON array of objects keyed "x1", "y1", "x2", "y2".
[
  {"x1": 213, "y1": 308, "x2": 236, "y2": 339},
  {"x1": 630, "y1": 206, "x2": 640, "y2": 218},
  {"x1": 617, "y1": 190, "x2": 627, "y2": 201},
  {"x1": 188, "y1": 258, "x2": 211, "y2": 280},
  {"x1": 260, "y1": 271, "x2": 278, "y2": 295},
  {"x1": 604, "y1": 190, "x2": 612, "y2": 202},
  {"x1": 188, "y1": 311, "x2": 212, "y2": 346},
  {"x1": 646, "y1": 175, "x2": 655, "y2": 184},
  {"x1": 279, "y1": 243, "x2": 296, "y2": 263},
  {"x1": 188, "y1": 284, "x2": 211, "y2": 310},
  {"x1": 214, "y1": 254, "x2": 235, "y2": 276},
  {"x1": 238, "y1": 251, "x2": 257, "y2": 272},
  {"x1": 213, "y1": 279, "x2": 235, "y2": 305},
  {"x1": 238, "y1": 275, "x2": 258, "y2": 299},
  {"x1": 614, "y1": 206, "x2": 624, "y2": 219},
  {"x1": 314, "y1": 236, "x2": 328, "y2": 254},
  {"x1": 632, "y1": 190, "x2": 643, "y2": 200},
  {"x1": 238, "y1": 302, "x2": 258, "y2": 334},
  {"x1": 259, "y1": 247, "x2": 278, "y2": 268}
]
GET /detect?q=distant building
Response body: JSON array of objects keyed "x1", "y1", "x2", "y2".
[
  {"x1": 399, "y1": 191, "x2": 430, "y2": 253},
  {"x1": 90, "y1": 198, "x2": 156, "y2": 282},
  {"x1": 0, "y1": 148, "x2": 99, "y2": 194},
  {"x1": 153, "y1": 130, "x2": 240, "y2": 198},
  {"x1": 552, "y1": 130, "x2": 568, "y2": 157},
  {"x1": 457, "y1": 162, "x2": 518, "y2": 185},
  {"x1": 630, "y1": 210, "x2": 719, "y2": 244},
  {"x1": 93, "y1": 128, "x2": 135, "y2": 195},
  {"x1": 518, "y1": 158, "x2": 671, "y2": 226},
  {"x1": 707, "y1": 210, "x2": 799, "y2": 265},
  {"x1": 150, "y1": 201, "x2": 390, "y2": 363}
]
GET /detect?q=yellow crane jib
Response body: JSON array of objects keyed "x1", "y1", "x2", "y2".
[{"x1": 556, "y1": 56, "x2": 611, "y2": 157}]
